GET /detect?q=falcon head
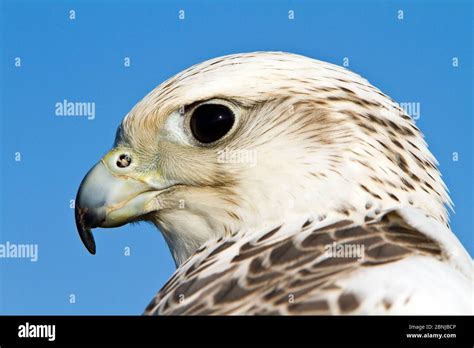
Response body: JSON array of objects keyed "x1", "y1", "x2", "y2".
[{"x1": 75, "y1": 52, "x2": 450, "y2": 265}]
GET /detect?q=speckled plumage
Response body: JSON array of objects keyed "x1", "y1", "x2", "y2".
[{"x1": 111, "y1": 52, "x2": 472, "y2": 314}]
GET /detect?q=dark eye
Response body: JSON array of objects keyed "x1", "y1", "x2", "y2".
[{"x1": 190, "y1": 104, "x2": 235, "y2": 144}]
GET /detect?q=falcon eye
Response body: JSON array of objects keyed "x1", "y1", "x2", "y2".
[{"x1": 190, "y1": 104, "x2": 235, "y2": 144}]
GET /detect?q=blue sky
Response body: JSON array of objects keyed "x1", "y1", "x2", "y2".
[{"x1": 0, "y1": 0, "x2": 472, "y2": 314}]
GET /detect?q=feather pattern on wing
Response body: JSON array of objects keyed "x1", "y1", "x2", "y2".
[{"x1": 145, "y1": 208, "x2": 472, "y2": 315}]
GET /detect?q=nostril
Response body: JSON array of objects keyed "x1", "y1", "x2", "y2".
[{"x1": 116, "y1": 154, "x2": 132, "y2": 168}]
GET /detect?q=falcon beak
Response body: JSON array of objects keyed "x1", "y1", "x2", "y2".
[{"x1": 75, "y1": 150, "x2": 162, "y2": 254}]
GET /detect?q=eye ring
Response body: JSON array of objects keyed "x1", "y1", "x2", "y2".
[{"x1": 189, "y1": 103, "x2": 236, "y2": 144}]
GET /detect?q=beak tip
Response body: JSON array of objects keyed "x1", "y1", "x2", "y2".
[
  {"x1": 75, "y1": 207, "x2": 97, "y2": 255},
  {"x1": 79, "y1": 226, "x2": 97, "y2": 255},
  {"x1": 89, "y1": 244, "x2": 96, "y2": 255}
]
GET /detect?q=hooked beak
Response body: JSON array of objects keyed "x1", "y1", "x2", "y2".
[{"x1": 75, "y1": 153, "x2": 162, "y2": 254}]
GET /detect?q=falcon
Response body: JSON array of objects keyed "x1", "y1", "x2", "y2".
[{"x1": 74, "y1": 52, "x2": 472, "y2": 315}]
